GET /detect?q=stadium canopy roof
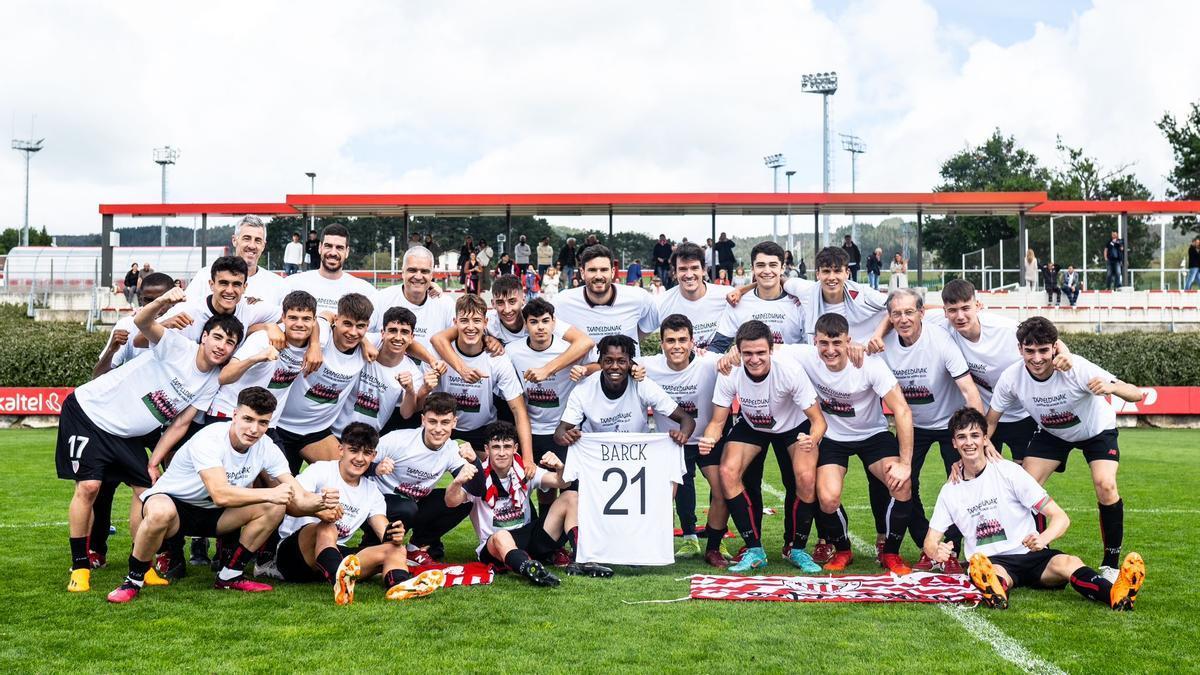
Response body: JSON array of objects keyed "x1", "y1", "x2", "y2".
[{"x1": 99, "y1": 203, "x2": 294, "y2": 217}]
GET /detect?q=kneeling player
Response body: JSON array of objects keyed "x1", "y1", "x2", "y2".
[
  {"x1": 107, "y1": 387, "x2": 330, "y2": 603},
  {"x1": 273, "y1": 422, "x2": 443, "y2": 603},
  {"x1": 446, "y1": 422, "x2": 611, "y2": 587},
  {"x1": 926, "y1": 408, "x2": 1145, "y2": 610}
]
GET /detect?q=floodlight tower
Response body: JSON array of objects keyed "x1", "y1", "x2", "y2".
[
  {"x1": 12, "y1": 137, "x2": 44, "y2": 247},
  {"x1": 305, "y1": 172, "x2": 317, "y2": 234},
  {"x1": 764, "y1": 154, "x2": 786, "y2": 243},
  {"x1": 785, "y1": 170, "x2": 797, "y2": 252},
  {"x1": 802, "y1": 71, "x2": 838, "y2": 246},
  {"x1": 153, "y1": 146, "x2": 180, "y2": 246},
  {"x1": 839, "y1": 133, "x2": 865, "y2": 243}
]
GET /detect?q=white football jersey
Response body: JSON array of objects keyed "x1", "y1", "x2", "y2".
[
  {"x1": 990, "y1": 356, "x2": 1118, "y2": 443},
  {"x1": 276, "y1": 322, "x2": 366, "y2": 434},
  {"x1": 372, "y1": 427, "x2": 466, "y2": 499},
  {"x1": 283, "y1": 270, "x2": 378, "y2": 317},
  {"x1": 785, "y1": 277, "x2": 887, "y2": 345},
  {"x1": 551, "y1": 284, "x2": 658, "y2": 358},
  {"x1": 503, "y1": 337, "x2": 583, "y2": 435},
  {"x1": 784, "y1": 345, "x2": 897, "y2": 442},
  {"x1": 560, "y1": 373, "x2": 678, "y2": 434},
  {"x1": 369, "y1": 285, "x2": 455, "y2": 353},
  {"x1": 653, "y1": 284, "x2": 731, "y2": 350},
  {"x1": 715, "y1": 288, "x2": 806, "y2": 347},
  {"x1": 186, "y1": 263, "x2": 286, "y2": 306},
  {"x1": 463, "y1": 466, "x2": 551, "y2": 555},
  {"x1": 880, "y1": 323, "x2": 971, "y2": 430},
  {"x1": 436, "y1": 346, "x2": 525, "y2": 432},
  {"x1": 142, "y1": 421, "x2": 290, "y2": 508},
  {"x1": 207, "y1": 328, "x2": 308, "y2": 422},
  {"x1": 278, "y1": 460, "x2": 387, "y2": 544},
  {"x1": 929, "y1": 312, "x2": 1030, "y2": 423},
  {"x1": 333, "y1": 338, "x2": 425, "y2": 435},
  {"x1": 929, "y1": 459, "x2": 1051, "y2": 558},
  {"x1": 712, "y1": 352, "x2": 817, "y2": 433},
  {"x1": 641, "y1": 352, "x2": 721, "y2": 444},
  {"x1": 562, "y1": 432, "x2": 685, "y2": 565}
]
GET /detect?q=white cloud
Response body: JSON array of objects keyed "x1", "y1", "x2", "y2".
[{"x1": 0, "y1": 0, "x2": 1197, "y2": 242}]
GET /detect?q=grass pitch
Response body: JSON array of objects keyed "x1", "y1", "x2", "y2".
[{"x1": 0, "y1": 427, "x2": 1195, "y2": 673}]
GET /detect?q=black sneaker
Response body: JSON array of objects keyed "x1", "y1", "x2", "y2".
[
  {"x1": 565, "y1": 562, "x2": 614, "y2": 578},
  {"x1": 519, "y1": 560, "x2": 560, "y2": 587},
  {"x1": 189, "y1": 538, "x2": 212, "y2": 566},
  {"x1": 426, "y1": 542, "x2": 446, "y2": 562},
  {"x1": 155, "y1": 551, "x2": 186, "y2": 581}
]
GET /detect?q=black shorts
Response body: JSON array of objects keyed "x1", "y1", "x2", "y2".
[
  {"x1": 55, "y1": 393, "x2": 154, "y2": 487},
  {"x1": 992, "y1": 417, "x2": 1038, "y2": 462},
  {"x1": 975, "y1": 548, "x2": 1067, "y2": 589},
  {"x1": 142, "y1": 494, "x2": 225, "y2": 538},
  {"x1": 532, "y1": 434, "x2": 568, "y2": 464},
  {"x1": 818, "y1": 431, "x2": 900, "y2": 468},
  {"x1": 275, "y1": 526, "x2": 356, "y2": 583},
  {"x1": 270, "y1": 425, "x2": 335, "y2": 474},
  {"x1": 1024, "y1": 428, "x2": 1120, "y2": 473},
  {"x1": 685, "y1": 442, "x2": 723, "y2": 469},
  {"x1": 478, "y1": 521, "x2": 564, "y2": 566},
  {"x1": 725, "y1": 417, "x2": 811, "y2": 454}
]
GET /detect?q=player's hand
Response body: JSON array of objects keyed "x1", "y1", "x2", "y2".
[
  {"x1": 316, "y1": 507, "x2": 340, "y2": 523},
  {"x1": 561, "y1": 427, "x2": 582, "y2": 446},
  {"x1": 668, "y1": 429, "x2": 688, "y2": 446},
  {"x1": 320, "y1": 487, "x2": 341, "y2": 510},
  {"x1": 160, "y1": 313, "x2": 193, "y2": 330},
  {"x1": 159, "y1": 286, "x2": 188, "y2": 306},
  {"x1": 397, "y1": 371, "x2": 414, "y2": 389},
  {"x1": 1022, "y1": 533, "x2": 1047, "y2": 552},
  {"x1": 385, "y1": 520, "x2": 406, "y2": 545},
  {"x1": 1052, "y1": 339, "x2": 1073, "y2": 372},
  {"x1": 886, "y1": 462, "x2": 911, "y2": 490},
  {"x1": 793, "y1": 433, "x2": 814, "y2": 453},
  {"x1": 458, "y1": 443, "x2": 477, "y2": 463},
  {"x1": 523, "y1": 461, "x2": 537, "y2": 480},
  {"x1": 244, "y1": 295, "x2": 261, "y2": 305},
  {"x1": 430, "y1": 360, "x2": 448, "y2": 377},
  {"x1": 455, "y1": 463, "x2": 478, "y2": 484},
  {"x1": 266, "y1": 324, "x2": 286, "y2": 350},
  {"x1": 948, "y1": 460, "x2": 964, "y2": 484},
  {"x1": 725, "y1": 289, "x2": 743, "y2": 306},
  {"x1": 525, "y1": 366, "x2": 552, "y2": 383},
  {"x1": 934, "y1": 540, "x2": 955, "y2": 564},
  {"x1": 484, "y1": 335, "x2": 505, "y2": 357},
  {"x1": 375, "y1": 457, "x2": 395, "y2": 476},
  {"x1": 631, "y1": 363, "x2": 646, "y2": 382},
  {"x1": 1087, "y1": 377, "x2": 1115, "y2": 396},
  {"x1": 539, "y1": 453, "x2": 563, "y2": 472},
  {"x1": 427, "y1": 283, "x2": 442, "y2": 298},
  {"x1": 267, "y1": 483, "x2": 294, "y2": 505},
  {"x1": 697, "y1": 436, "x2": 716, "y2": 455},
  {"x1": 847, "y1": 342, "x2": 866, "y2": 368},
  {"x1": 717, "y1": 351, "x2": 741, "y2": 376},
  {"x1": 866, "y1": 336, "x2": 885, "y2": 355},
  {"x1": 422, "y1": 369, "x2": 440, "y2": 390},
  {"x1": 983, "y1": 439, "x2": 1003, "y2": 463},
  {"x1": 569, "y1": 365, "x2": 588, "y2": 382},
  {"x1": 302, "y1": 341, "x2": 324, "y2": 376},
  {"x1": 109, "y1": 329, "x2": 130, "y2": 349},
  {"x1": 361, "y1": 339, "x2": 379, "y2": 364},
  {"x1": 147, "y1": 462, "x2": 161, "y2": 484},
  {"x1": 258, "y1": 345, "x2": 279, "y2": 363},
  {"x1": 457, "y1": 366, "x2": 488, "y2": 384}
]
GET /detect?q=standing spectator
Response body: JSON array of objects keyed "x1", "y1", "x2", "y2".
[
  {"x1": 714, "y1": 232, "x2": 736, "y2": 281},
  {"x1": 842, "y1": 234, "x2": 862, "y2": 282},
  {"x1": 1186, "y1": 237, "x2": 1200, "y2": 290},
  {"x1": 715, "y1": 268, "x2": 730, "y2": 286},
  {"x1": 522, "y1": 264, "x2": 540, "y2": 300},
  {"x1": 407, "y1": 232, "x2": 422, "y2": 249},
  {"x1": 652, "y1": 234, "x2": 672, "y2": 289},
  {"x1": 541, "y1": 265, "x2": 561, "y2": 298},
  {"x1": 424, "y1": 233, "x2": 441, "y2": 265},
  {"x1": 585, "y1": 233, "x2": 600, "y2": 247},
  {"x1": 1062, "y1": 265, "x2": 1081, "y2": 306},
  {"x1": 282, "y1": 232, "x2": 304, "y2": 276},
  {"x1": 122, "y1": 263, "x2": 140, "y2": 306},
  {"x1": 889, "y1": 252, "x2": 908, "y2": 289},
  {"x1": 784, "y1": 260, "x2": 799, "y2": 279},
  {"x1": 458, "y1": 235, "x2": 475, "y2": 287},
  {"x1": 732, "y1": 265, "x2": 749, "y2": 287},
  {"x1": 704, "y1": 238, "x2": 716, "y2": 280},
  {"x1": 784, "y1": 250, "x2": 795, "y2": 268},
  {"x1": 462, "y1": 251, "x2": 481, "y2": 294},
  {"x1": 556, "y1": 237, "x2": 578, "y2": 289},
  {"x1": 305, "y1": 230, "x2": 319, "y2": 270},
  {"x1": 866, "y1": 247, "x2": 883, "y2": 290},
  {"x1": 797, "y1": 257, "x2": 807, "y2": 280},
  {"x1": 650, "y1": 277, "x2": 665, "y2": 295},
  {"x1": 1023, "y1": 248, "x2": 1039, "y2": 292},
  {"x1": 536, "y1": 236, "x2": 554, "y2": 277},
  {"x1": 1104, "y1": 230, "x2": 1125, "y2": 290},
  {"x1": 495, "y1": 252, "x2": 515, "y2": 277},
  {"x1": 477, "y1": 239, "x2": 495, "y2": 291},
  {"x1": 627, "y1": 258, "x2": 643, "y2": 287},
  {"x1": 514, "y1": 235, "x2": 531, "y2": 274},
  {"x1": 1042, "y1": 261, "x2": 1062, "y2": 305}
]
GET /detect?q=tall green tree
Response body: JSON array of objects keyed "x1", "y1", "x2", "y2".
[
  {"x1": 1157, "y1": 101, "x2": 1200, "y2": 235},
  {"x1": 0, "y1": 226, "x2": 53, "y2": 255}
]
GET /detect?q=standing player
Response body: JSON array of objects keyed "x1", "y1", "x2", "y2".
[
  {"x1": 273, "y1": 422, "x2": 444, "y2": 603},
  {"x1": 94, "y1": 272, "x2": 174, "y2": 377},
  {"x1": 653, "y1": 242, "x2": 731, "y2": 350},
  {"x1": 877, "y1": 288, "x2": 984, "y2": 571},
  {"x1": 926, "y1": 408, "x2": 1145, "y2": 611},
  {"x1": 554, "y1": 335, "x2": 694, "y2": 443},
  {"x1": 708, "y1": 241, "x2": 806, "y2": 353},
  {"x1": 642, "y1": 314, "x2": 732, "y2": 567},
  {"x1": 369, "y1": 393, "x2": 477, "y2": 562},
  {"x1": 699, "y1": 320, "x2": 825, "y2": 573},
  {"x1": 790, "y1": 313, "x2": 916, "y2": 574},
  {"x1": 186, "y1": 215, "x2": 285, "y2": 306},
  {"x1": 985, "y1": 316, "x2": 1143, "y2": 579},
  {"x1": 57, "y1": 286, "x2": 239, "y2": 592},
  {"x1": 283, "y1": 223, "x2": 378, "y2": 316},
  {"x1": 551, "y1": 244, "x2": 659, "y2": 358},
  {"x1": 156, "y1": 256, "x2": 284, "y2": 348},
  {"x1": 107, "y1": 387, "x2": 329, "y2": 603},
  {"x1": 369, "y1": 246, "x2": 453, "y2": 353}
]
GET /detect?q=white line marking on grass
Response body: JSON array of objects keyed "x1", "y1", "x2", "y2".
[
  {"x1": 0, "y1": 521, "x2": 67, "y2": 528},
  {"x1": 841, "y1": 504, "x2": 1199, "y2": 515},
  {"x1": 761, "y1": 482, "x2": 786, "y2": 500}
]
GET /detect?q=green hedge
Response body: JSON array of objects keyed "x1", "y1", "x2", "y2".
[{"x1": 0, "y1": 304, "x2": 109, "y2": 387}]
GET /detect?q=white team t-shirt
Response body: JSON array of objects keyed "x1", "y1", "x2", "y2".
[
  {"x1": 206, "y1": 328, "x2": 308, "y2": 422},
  {"x1": 563, "y1": 432, "x2": 685, "y2": 565},
  {"x1": 186, "y1": 263, "x2": 286, "y2": 306},
  {"x1": 283, "y1": 270, "x2": 378, "y2": 316},
  {"x1": 881, "y1": 323, "x2": 971, "y2": 430},
  {"x1": 929, "y1": 459, "x2": 1051, "y2": 558},
  {"x1": 653, "y1": 284, "x2": 731, "y2": 350},
  {"x1": 712, "y1": 352, "x2": 818, "y2": 433},
  {"x1": 333, "y1": 341, "x2": 425, "y2": 435},
  {"x1": 930, "y1": 312, "x2": 1029, "y2": 423},
  {"x1": 368, "y1": 285, "x2": 455, "y2": 352},
  {"x1": 278, "y1": 460, "x2": 388, "y2": 544},
  {"x1": 142, "y1": 421, "x2": 290, "y2": 508},
  {"x1": 463, "y1": 466, "x2": 550, "y2": 555},
  {"x1": 485, "y1": 310, "x2": 570, "y2": 345},
  {"x1": 786, "y1": 278, "x2": 887, "y2": 344},
  {"x1": 642, "y1": 352, "x2": 721, "y2": 444},
  {"x1": 162, "y1": 296, "x2": 281, "y2": 344},
  {"x1": 715, "y1": 287, "x2": 806, "y2": 347},
  {"x1": 75, "y1": 330, "x2": 220, "y2": 437},
  {"x1": 990, "y1": 356, "x2": 1119, "y2": 443},
  {"x1": 785, "y1": 344, "x2": 897, "y2": 442},
  {"x1": 504, "y1": 337, "x2": 583, "y2": 435},
  {"x1": 99, "y1": 316, "x2": 147, "y2": 369},
  {"x1": 560, "y1": 373, "x2": 678, "y2": 434},
  {"x1": 276, "y1": 322, "x2": 366, "y2": 434},
  {"x1": 372, "y1": 428, "x2": 466, "y2": 499},
  {"x1": 551, "y1": 284, "x2": 658, "y2": 358},
  {"x1": 437, "y1": 346, "x2": 525, "y2": 432}
]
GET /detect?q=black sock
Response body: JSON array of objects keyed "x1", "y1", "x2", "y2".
[
  {"x1": 791, "y1": 500, "x2": 817, "y2": 550},
  {"x1": 165, "y1": 533, "x2": 185, "y2": 562},
  {"x1": 70, "y1": 536, "x2": 90, "y2": 570},
  {"x1": 566, "y1": 527, "x2": 578, "y2": 552},
  {"x1": 725, "y1": 492, "x2": 761, "y2": 549},
  {"x1": 1069, "y1": 565, "x2": 1114, "y2": 604},
  {"x1": 383, "y1": 568, "x2": 412, "y2": 588},
  {"x1": 504, "y1": 548, "x2": 531, "y2": 571},
  {"x1": 90, "y1": 481, "x2": 119, "y2": 556},
  {"x1": 225, "y1": 544, "x2": 253, "y2": 575},
  {"x1": 706, "y1": 526, "x2": 726, "y2": 552},
  {"x1": 126, "y1": 555, "x2": 152, "y2": 587},
  {"x1": 816, "y1": 509, "x2": 850, "y2": 551},
  {"x1": 867, "y1": 471, "x2": 889, "y2": 534},
  {"x1": 315, "y1": 547, "x2": 343, "y2": 583},
  {"x1": 884, "y1": 498, "x2": 913, "y2": 554},
  {"x1": 1099, "y1": 499, "x2": 1124, "y2": 568}
]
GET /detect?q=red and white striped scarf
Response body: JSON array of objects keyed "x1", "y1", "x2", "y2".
[{"x1": 483, "y1": 455, "x2": 528, "y2": 509}]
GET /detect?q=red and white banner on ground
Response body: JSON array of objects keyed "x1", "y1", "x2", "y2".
[
  {"x1": 407, "y1": 561, "x2": 494, "y2": 587},
  {"x1": 688, "y1": 572, "x2": 982, "y2": 603}
]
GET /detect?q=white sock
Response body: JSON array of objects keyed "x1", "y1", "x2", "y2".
[
  {"x1": 683, "y1": 534, "x2": 699, "y2": 542},
  {"x1": 217, "y1": 567, "x2": 242, "y2": 581}
]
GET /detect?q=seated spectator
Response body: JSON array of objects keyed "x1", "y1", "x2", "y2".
[
  {"x1": 1042, "y1": 261, "x2": 1062, "y2": 305},
  {"x1": 1061, "y1": 265, "x2": 1081, "y2": 307}
]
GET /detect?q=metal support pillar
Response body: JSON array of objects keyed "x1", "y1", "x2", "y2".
[
  {"x1": 1082, "y1": 214, "x2": 1088, "y2": 290},
  {"x1": 1018, "y1": 211, "x2": 1027, "y2": 286},
  {"x1": 1050, "y1": 216, "x2": 1056, "y2": 265},
  {"x1": 813, "y1": 208, "x2": 821, "y2": 262},
  {"x1": 101, "y1": 214, "x2": 114, "y2": 286},
  {"x1": 506, "y1": 207, "x2": 512, "y2": 253},
  {"x1": 1120, "y1": 212, "x2": 1130, "y2": 288},
  {"x1": 710, "y1": 207, "x2": 716, "y2": 254},
  {"x1": 916, "y1": 209, "x2": 924, "y2": 286},
  {"x1": 200, "y1": 213, "x2": 208, "y2": 267},
  {"x1": 402, "y1": 210, "x2": 409, "y2": 250},
  {"x1": 608, "y1": 207, "x2": 613, "y2": 240}
]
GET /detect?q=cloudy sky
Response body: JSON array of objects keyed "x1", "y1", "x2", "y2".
[{"x1": 1, "y1": 0, "x2": 1197, "y2": 240}]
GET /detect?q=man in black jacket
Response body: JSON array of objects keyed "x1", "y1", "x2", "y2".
[
  {"x1": 714, "y1": 232, "x2": 736, "y2": 281},
  {"x1": 653, "y1": 234, "x2": 673, "y2": 289},
  {"x1": 842, "y1": 235, "x2": 862, "y2": 282},
  {"x1": 557, "y1": 237, "x2": 578, "y2": 289},
  {"x1": 1042, "y1": 262, "x2": 1062, "y2": 305}
]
